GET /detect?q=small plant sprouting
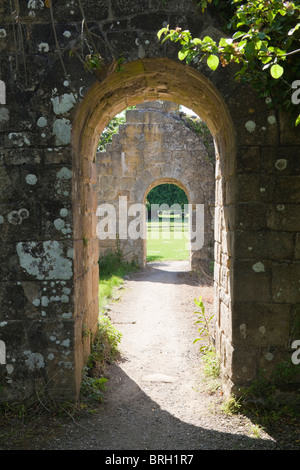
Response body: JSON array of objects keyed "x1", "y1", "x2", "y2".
[
  {"x1": 80, "y1": 368, "x2": 108, "y2": 402},
  {"x1": 80, "y1": 316, "x2": 122, "y2": 403},
  {"x1": 220, "y1": 395, "x2": 242, "y2": 416},
  {"x1": 193, "y1": 295, "x2": 214, "y2": 353},
  {"x1": 116, "y1": 55, "x2": 126, "y2": 72},
  {"x1": 193, "y1": 296, "x2": 220, "y2": 392},
  {"x1": 84, "y1": 53, "x2": 104, "y2": 72}
]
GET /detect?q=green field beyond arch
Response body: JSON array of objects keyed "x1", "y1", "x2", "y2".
[{"x1": 146, "y1": 183, "x2": 190, "y2": 263}]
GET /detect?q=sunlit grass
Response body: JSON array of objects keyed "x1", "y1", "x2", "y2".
[
  {"x1": 99, "y1": 275, "x2": 123, "y2": 312},
  {"x1": 146, "y1": 215, "x2": 190, "y2": 262},
  {"x1": 98, "y1": 252, "x2": 138, "y2": 312}
]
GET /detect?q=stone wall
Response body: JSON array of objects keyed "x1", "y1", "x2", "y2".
[
  {"x1": 0, "y1": 0, "x2": 299, "y2": 403},
  {"x1": 96, "y1": 100, "x2": 215, "y2": 272}
]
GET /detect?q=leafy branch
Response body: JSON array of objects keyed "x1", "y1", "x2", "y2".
[{"x1": 158, "y1": 0, "x2": 300, "y2": 125}]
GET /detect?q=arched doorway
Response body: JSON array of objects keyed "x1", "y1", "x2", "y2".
[
  {"x1": 72, "y1": 57, "x2": 235, "y2": 397},
  {"x1": 144, "y1": 181, "x2": 190, "y2": 266},
  {"x1": 95, "y1": 99, "x2": 215, "y2": 272},
  {"x1": 1, "y1": 0, "x2": 298, "y2": 407}
]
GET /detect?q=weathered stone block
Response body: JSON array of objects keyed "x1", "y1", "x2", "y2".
[
  {"x1": 219, "y1": 301, "x2": 231, "y2": 341},
  {"x1": 235, "y1": 146, "x2": 260, "y2": 173},
  {"x1": 0, "y1": 166, "x2": 23, "y2": 203},
  {"x1": 0, "y1": 201, "x2": 42, "y2": 242},
  {"x1": 228, "y1": 203, "x2": 268, "y2": 231},
  {"x1": 13, "y1": 240, "x2": 74, "y2": 283},
  {"x1": 0, "y1": 282, "x2": 41, "y2": 321},
  {"x1": 2, "y1": 148, "x2": 42, "y2": 165},
  {"x1": 73, "y1": 276, "x2": 86, "y2": 318},
  {"x1": 231, "y1": 259, "x2": 272, "y2": 303},
  {"x1": 226, "y1": 174, "x2": 275, "y2": 204},
  {"x1": 232, "y1": 302, "x2": 291, "y2": 348},
  {"x1": 260, "y1": 146, "x2": 300, "y2": 175},
  {"x1": 278, "y1": 111, "x2": 300, "y2": 146},
  {"x1": 232, "y1": 230, "x2": 294, "y2": 261},
  {"x1": 274, "y1": 176, "x2": 300, "y2": 204},
  {"x1": 267, "y1": 204, "x2": 300, "y2": 232},
  {"x1": 36, "y1": 166, "x2": 73, "y2": 202},
  {"x1": 272, "y1": 262, "x2": 300, "y2": 303}
]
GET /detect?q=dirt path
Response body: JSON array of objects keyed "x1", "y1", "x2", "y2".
[{"x1": 1, "y1": 261, "x2": 286, "y2": 450}]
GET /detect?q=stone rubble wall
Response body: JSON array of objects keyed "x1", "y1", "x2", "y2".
[{"x1": 96, "y1": 100, "x2": 215, "y2": 273}]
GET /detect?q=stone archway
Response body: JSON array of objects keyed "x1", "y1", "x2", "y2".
[
  {"x1": 72, "y1": 57, "x2": 235, "y2": 398},
  {"x1": 2, "y1": 1, "x2": 299, "y2": 404}
]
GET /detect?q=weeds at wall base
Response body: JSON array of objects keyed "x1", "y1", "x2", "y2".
[
  {"x1": 238, "y1": 374, "x2": 300, "y2": 426},
  {"x1": 0, "y1": 383, "x2": 79, "y2": 427},
  {"x1": 217, "y1": 364, "x2": 300, "y2": 438},
  {"x1": 80, "y1": 249, "x2": 136, "y2": 405},
  {"x1": 195, "y1": 295, "x2": 300, "y2": 428},
  {"x1": 80, "y1": 317, "x2": 122, "y2": 404}
]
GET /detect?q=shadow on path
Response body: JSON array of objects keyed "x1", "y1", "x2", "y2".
[
  {"x1": 32, "y1": 363, "x2": 278, "y2": 451},
  {"x1": 129, "y1": 261, "x2": 213, "y2": 287},
  {"x1": 89, "y1": 365, "x2": 278, "y2": 451},
  {"x1": 3, "y1": 261, "x2": 295, "y2": 451}
]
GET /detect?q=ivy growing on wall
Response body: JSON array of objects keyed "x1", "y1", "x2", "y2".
[
  {"x1": 179, "y1": 112, "x2": 215, "y2": 165},
  {"x1": 97, "y1": 107, "x2": 135, "y2": 152}
]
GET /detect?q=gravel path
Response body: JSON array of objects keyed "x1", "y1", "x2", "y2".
[{"x1": 1, "y1": 261, "x2": 297, "y2": 450}]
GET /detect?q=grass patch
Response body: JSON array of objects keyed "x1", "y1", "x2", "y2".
[
  {"x1": 98, "y1": 275, "x2": 122, "y2": 313},
  {"x1": 81, "y1": 250, "x2": 139, "y2": 403},
  {"x1": 202, "y1": 347, "x2": 221, "y2": 381},
  {"x1": 98, "y1": 250, "x2": 138, "y2": 313},
  {"x1": 147, "y1": 214, "x2": 189, "y2": 262},
  {"x1": 80, "y1": 316, "x2": 122, "y2": 403}
]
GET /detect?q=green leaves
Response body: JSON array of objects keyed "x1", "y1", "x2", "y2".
[
  {"x1": 193, "y1": 296, "x2": 214, "y2": 353},
  {"x1": 207, "y1": 54, "x2": 219, "y2": 70},
  {"x1": 178, "y1": 49, "x2": 189, "y2": 61},
  {"x1": 84, "y1": 53, "x2": 103, "y2": 72},
  {"x1": 157, "y1": 0, "x2": 300, "y2": 126},
  {"x1": 157, "y1": 27, "x2": 167, "y2": 41},
  {"x1": 98, "y1": 109, "x2": 128, "y2": 151},
  {"x1": 270, "y1": 63, "x2": 284, "y2": 79},
  {"x1": 146, "y1": 184, "x2": 188, "y2": 211}
]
